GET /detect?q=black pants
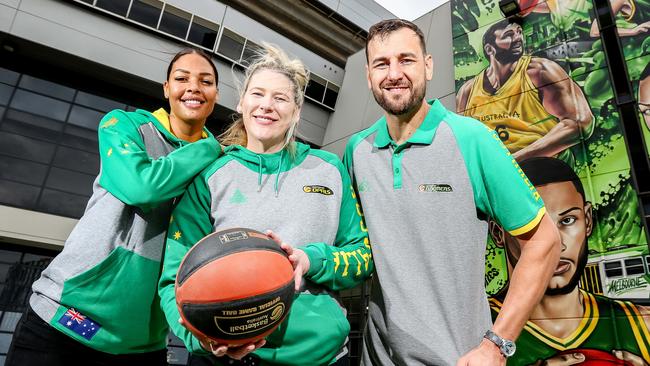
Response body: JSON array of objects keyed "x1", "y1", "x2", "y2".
[{"x1": 6, "y1": 306, "x2": 167, "y2": 366}]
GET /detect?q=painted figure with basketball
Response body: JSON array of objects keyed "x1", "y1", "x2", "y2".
[
  {"x1": 159, "y1": 44, "x2": 373, "y2": 366},
  {"x1": 456, "y1": 19, "x2": 593, "y2": 164}
]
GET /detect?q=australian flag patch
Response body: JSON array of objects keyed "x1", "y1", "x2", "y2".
[{"x1": 57, "y1": 308, "x2": 101, "y2": 340}]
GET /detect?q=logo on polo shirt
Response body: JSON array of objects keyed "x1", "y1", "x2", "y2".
[
  {"x1": 418, "y1": 184, "x2": 453, "y2": 193},
  {"x1": 303, "y1": 185, "x2": 333, "y2": 195}
]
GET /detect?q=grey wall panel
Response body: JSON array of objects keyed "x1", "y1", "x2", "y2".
[
  {"x1": 297, "y1": 118, "x2": 325, "y2": 146},
  {"x1": 319, "y1": 0, "x2": 395, "y2": 30},
  {"x1": 321, "y1": 133, "x2": 349, "y2": 159},
  {"x1": 0, "y1": 3, "x2": 16, "y2": 33},
  {"x1": 439, "y1": 92, "x2": 456, "y2": 111},
  {"x1": 165, "y1": 0, "x2": 227, "y2": 25},
  {"x1": 300, "y1": 102, "x2": 330, "y2": 130},
  {"x1": 12, "y1": 0, "x2": 178, "y2": 82},
  {"x1": 220, "y1": 6, "x2": 344, "y2": 85},
  {"x1": 0, "y1": 0, "x2": 19, "y2": 8},
  {"x1": 424, "y1": 2, "x2": 455, "y2": 101},
  {"x1": 322, "y1": 51, "x2": 372, "y2": 145}
]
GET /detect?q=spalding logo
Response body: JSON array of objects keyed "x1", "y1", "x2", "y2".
[{"x1": 303, "y1": 185, "x2": 333, "y2": 195}]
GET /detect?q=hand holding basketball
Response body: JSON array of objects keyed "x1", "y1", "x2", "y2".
[
  {"x1": 178, "y1": 317, "x2": 265, "y2": 359},
  {"x1": 266, "y1": 230, "x2": 310, "y2": 291}
]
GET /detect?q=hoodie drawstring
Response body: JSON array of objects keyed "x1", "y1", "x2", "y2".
[
  {"x1": 256, "y1": 154, "x2": 263, "y2": 192},
  {"x1": 274, "y1": 149, "x2": 284, "y2": 197}
]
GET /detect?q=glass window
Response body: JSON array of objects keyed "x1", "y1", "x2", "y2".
[
  {"x1": 127, "y1": 0, "x2": 163, "y2": 28},
  {"x1": 323, "y1": 82, "x2": 339, "y2": 109},
  {"x1": 61, "y1": 124, "x2": 98, "y2": 153},
  {"x1": 0, "y1": 311, "x2": 21, "y2": 332},
  {"x1": 0, "y1": 83, "x2": 13, "y2": 106},
  {"x1": 0, "y1": 250, "x2": 21, "y2": 263},
  {"x1": 604, "y1": 260, "x2": 623, "y2": 278},
  {"x1": 625, "y1": 257, "x2": 645, "y2": 276},
  {"x1": 2, "y1": 109, "x2": 65, "y2": 142},
  {"x1": 44, "y1": 167, "x2": 95, "y2": 196},
  {"x1": 217, "y1": 28, "x2": 245, "y2": 61},
  {"x1": 0, "y1": 132, "x2": 57, "y2": 164},
  {"x1": 52, "y1": 146, "x2": 99, "y2": 176},
  {"x1": 646, "y1": 256, "x2": 650, "y2": 274},
  {"x1": 18, "y1": 75, "x2": 75, "y2": 101},
  {"x1": 75, "y1": 91, "x2": 125, "y2": 112},
  {"x1": 0, "y1": 179, "x2": 40, "y2": 209},
  {"x1": 10, "y1": 89, "x2": 70, "y2": 121},
  {"x1": 67, "y1": 105, "x2": 104, "y2": 131},
  {"x1": 241, "y1": 40, "x2": 261, "y2": 66},
  {"x1": 158, "y1": 4, "x2": 191, "y2": 39},
  {"x1": 305, "y1": 74, "x2": 326, "y2": 103},
  {"x1": 0, "y1": 333, "x2": 11, "y2": 353},
  {"x1": 187, "y1": 16, "x2": 219, "y2": 50},
  {"x1": 0, "y1": 155, "x2": 48, "y2": 186},
  {"x1": 96, "y1": 0, "x2": 131, "y2": 16},
  {"x1": 37, "y1": 189, "x2": 89, "y2": 218},
  {"x1": 0, "y1": 67, "x2": 19, "y2": 86}
]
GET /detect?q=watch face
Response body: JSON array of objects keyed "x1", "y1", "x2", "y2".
[{"x1": 501, "y1": 341, "x2": 516, "y2": 357}]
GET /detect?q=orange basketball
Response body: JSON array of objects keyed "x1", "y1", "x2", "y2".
[{"x1": 175, "y1": 228, "x2": 295, "y2": 346}]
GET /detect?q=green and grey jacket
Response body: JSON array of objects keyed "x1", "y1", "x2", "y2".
[
  {"x1": 30, "y1": 108, "x2": 220, "y2": 354},
  {"x1": 159, "y1": 142, "x2": 373, "y2": 366}
]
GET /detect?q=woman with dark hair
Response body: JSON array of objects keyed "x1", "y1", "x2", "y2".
[{"x1": 6, "y1": 48, "x2": 221, "y2": 366}]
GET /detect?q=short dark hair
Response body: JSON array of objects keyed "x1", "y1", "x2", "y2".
[
  {"x1": 365, "y1": 19, "x2": 427, "y2": 62},
  {"x1": 166, "y1": 48, "x2": 219, "y2": 84},
  {"x1": 518, "y1": 157, "x2": 585, "y2": 203},
  {"x1": 482, "y1": 18, "x2": 522, "y2": 57}
]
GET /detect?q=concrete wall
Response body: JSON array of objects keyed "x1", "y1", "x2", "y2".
[
  {"x1": 0, "y1": 206, "x2": 76, "y2": 249},
  {"x1": 322, "y1": 2, "x2": 455, "y2": 157}
]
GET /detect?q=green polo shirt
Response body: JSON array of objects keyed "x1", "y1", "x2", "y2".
[{"x1": 344, "y1": 99, "x2": 545, "y2": 365}]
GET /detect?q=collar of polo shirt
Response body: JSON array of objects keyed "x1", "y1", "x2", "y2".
[{"x1": 373, "y1": 99, "x2": 448, "y2": 148}]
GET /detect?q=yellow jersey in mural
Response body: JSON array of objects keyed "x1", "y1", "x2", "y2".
[{"x1": 463, "y1": 55, "x2": 558, "y2": 154}]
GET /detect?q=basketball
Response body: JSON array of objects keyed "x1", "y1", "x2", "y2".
[
  {"x1": 175, "y1": 228, "x2": 295, "y2": 346},
  {"x1": 556, "y1": 348, "x2": 632, "y2": 365}
]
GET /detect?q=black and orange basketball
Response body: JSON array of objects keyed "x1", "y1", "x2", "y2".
[{"x1": 175, "y1": 228, "x2": 295, "y2": 346}]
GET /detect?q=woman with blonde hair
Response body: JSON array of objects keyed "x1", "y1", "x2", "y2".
[{"x1": 159, "y1": 44, "x2": 373, "y2": 366}]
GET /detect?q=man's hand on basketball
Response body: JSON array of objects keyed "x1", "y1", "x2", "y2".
[
  {"x1": 456, "y1": 339, "x2": 505, "y2": 366},
  {"x1": 266, "y1": 230, "x2": 310, "y2": 291}
]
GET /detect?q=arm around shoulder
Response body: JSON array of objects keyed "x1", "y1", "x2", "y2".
[{"x1": 97, "y1": 110, "x2": 221, "y2": 208}]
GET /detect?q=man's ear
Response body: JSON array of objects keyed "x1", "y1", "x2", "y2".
[{"x1": 484, "y1": 44, "x2": 495, "y2": 58}]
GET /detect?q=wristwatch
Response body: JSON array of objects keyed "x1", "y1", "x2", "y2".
[{"x1": 484, "y1": 330, "x2": 516, "y2": 358}]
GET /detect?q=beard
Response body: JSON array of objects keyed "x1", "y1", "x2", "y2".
[
  {"x1": 371, "y1": 79, "x2": 425, "y2": 116},
  {"x1": 545, "y1": 240, "x2": 589, "y2": 296},
  {"x1": 493, "y1": 42, "x2": 523, "y2": 65}
]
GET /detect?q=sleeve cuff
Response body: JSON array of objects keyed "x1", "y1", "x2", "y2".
[
  {"x1": 508, "y1": 207, "x2": 546, "y2": 237},
  {"x1": 301, "y1": 243, "x2": 327, "y2": 278}
]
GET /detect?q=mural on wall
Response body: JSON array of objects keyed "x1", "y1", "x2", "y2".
[{"x1": 452, "y1": 0, "x2": 650, "y2": 364}]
